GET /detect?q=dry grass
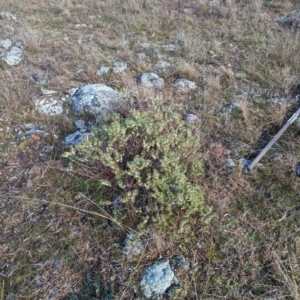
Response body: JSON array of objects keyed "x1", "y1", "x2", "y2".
[{"x1": 1, "y1": 0, "x2": 300, "y2": 299}]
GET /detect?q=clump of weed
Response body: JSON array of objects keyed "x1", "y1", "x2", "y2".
[{"x1": 64, "y1": 97, "x2": 213, "y2": 242}]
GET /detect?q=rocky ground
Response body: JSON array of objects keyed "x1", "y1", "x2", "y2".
[{"x1": 1, "y1": 0, "x2": 300, "y2": 299}]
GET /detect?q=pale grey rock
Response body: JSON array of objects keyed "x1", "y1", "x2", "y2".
[
  {"x1": 140, "y1": 42, "x2": 151, "y2": 48},
  {"x1": 185, "y1": 114, "x2": 199, "y2": 122},
  {"x1": 268, "y1": 93, "x2": 287, "y2": 105},
  {"x1": 74, "y1": 120, "x2": 91, "y2": 132},
  {"x1": 170, "y1": 255, "x2": 189, "y2": 272},
  {"x1": 67, "y1": 87, "x2": 78, "y2": 98},
  {"x1": 84, "y1": 34, "x2": 94, "y2": 42},
  {"x1": 69, "y1": 84, "x2": 121, "y2": 116},
  {"x1": 74, "y1": 23, "x2": 87, "y2": 29},
  {"x1": 137, "y1": 53, "x2": 146, "y2": 60},
  {"x1": 154, "y1": 61, "x2": 171, "y2": 70},
  {"x1": 140, "y1": 260, "x2": 178, "y2": 299},
  {"x1": 123, "y1": 232, "x2": 145, "y2": 259},
  {"x1": 0, "y1": 38, "x2": 12, "y2": 50},
  {"x1": 26, "y1": 128, "x2": 50, "y2": 137},
  {"x1": 41, "y1": 145, "x2": 54, "y2": 153},
  {"x1": 3, "y1": 46, "x2": 23, "y2": 65},
  {"x1": 175, "y1": 79, "x2": 197, "y2": 91},
  {"x1": 219, "y1": 102, "x2": 240, "y2": 118},
  {"x1": 113, "y1": 61, "x2": 127, "y2": 73},
  {"x1": 153, "y1": 60, "x2": 171, "y2": 75},
  {"x1": 29, "y1": 74, "x2": 47, "y2": 86},
  {"x1": 162, "y1": 44, "x2": 177, "y2": 52},
  {"x1": 276, "y1": 13, "x2": 300, "y2": 28},
  {"x1": 97, "y1": 66, "x2": 110, "y2": 76},
  {"x1": 41, "y1": 88, "x2": 57, "y2": 95},
  {"x1": 64, "y1": 131, "x2": 90, "y2": 147},
  {"x1": 145, "y1": 47, "x2": 159, "y2": 57},
  {"x1": 24, "y1": 123, "x2": 37, "y2": 130},
  {"x1": 35, "y1": 98, "x2": 63, "y2": 115},
  {"x1": 26, "y1": 179, "x2": 33, "y2": 188},
  {"x1": 227, "y1": 102, "x2": 240, "y2": 110},
  {"x1": 76, "y1": 68, "x2": 85, "y2": 75},
  {"x1": 209, "y1": 0, "x2": 219, "y2": 7},
  {"x1": 237, "y1": 158, "x2": 252, "y2": 169},
  {"x1": 112, "y1": 194, "x2": 122, "y2": 211},
  {"x1": 225, "y1": 158, "x2": 236, "y2": 167},
  {"x1": 139, "y1": 73, "x2": 164, "y2": 89},
  {"x1": 0, "y1": 12, "x2": 17, "y2": 20}
]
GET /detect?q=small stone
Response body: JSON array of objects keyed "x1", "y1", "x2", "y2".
[
  {"x1": 74, "y1": 23, "x2": 87, "y2": 28},
  {"x1": 35, "y1": 98, "x2": 63, "y2": 115},
  {"x1": 225, "y1": 158, "x2": 236, "y2": 167},
  {"x1": 209, "y1": 0, "x2": 219, "y2": 7},
  {"x1": 175, "y1": 79, "x2": 197, "y2": 91},
  {"x1": 24, "y1": 123, "x2": 37, "y2": 130},
  {"x1": 162, "y1": 44, "x2": 177, "y2": 52},
  {"x1": 140, "y1": 260, "x2": 178, "y2": 299},
  {"x1": 0, "y1": 12, "x2": 17, "y2": 20},
  {"x1": 112, "y1": 61, "x2": 127, "y2": 73},
  {"x1": 170, "y1": 255, "x2": 189, "y2": 272},
  {"x1": 237, "y1": 158, "x2": 252, "y2": 169},
  {"x1": 123, "y1": 232, "x2": 145, "y2": 259},
  {"x1": 41, "y1": 145, "x2": 54, "y2": 153},
  {"x1": 227, "y1": 102, "x2": 240, "y2": 110},
  {"x1": 145, "y1": 47, "x2": 159, "y2": 57},
  {"x1": 29, "y1": 74, "x2": 47, "y2": 86},
  {"x1": 3, "y1": 46, "x2": 23, "y2": 65},
  {"x1": 0, "y1": 38, "x2": 12, "y2": 50},
  {"x1": 74, "y1": 120, "x2": 90, "y2": 132},
  {"x1": 276, "y1": 14, "x2": 300, "y2": 29},
  {"x1": 268, "y1": 93, "x2": 287, "y2": 105},
  {"x1": 153, "y1": 61, "x2": 171, "y2": 70},
  {"x1": 137, "y1": 53, "x2": 146, "y2": 60},
  {"x1": 26, "y1": 179, "x2": 33, "y2": 188},
  {"x1": 41, "y1": 88, "x2": 57, "y2": 95},
  {"x1": 26, "y1": 128, "x2": 50, "y2": 137},
  {"x1": 140, "y1": 42, "x2": 151, "y2": 48},
  {"x1": 96, "y1": 66, "x2": 110, "y2": 76},
  {"x1": 84, "y1": 34, "x2": 94, "y2": 42},
  {"x1": 153, "y1": 61, "x2": 172, "y2": 76},
  {"x1": 15, "y1": 42, "x2": 22, "y2": 48},
  {"x1": 185, "y1": 114, "x2": 199, "y2": 123},
  {"x1": 76, "y1": 68, "x2": 85, "y2": 75},
  {"x1": 139, "y1": 73, "x2": 164, "y2": 89},
  {"x1": 64, "y1": 131, "x2": 90, "y2": 147}
]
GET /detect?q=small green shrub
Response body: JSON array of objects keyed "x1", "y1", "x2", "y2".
[{"x1": 64, "y1": 97, "x2": 213, "y2": 240}]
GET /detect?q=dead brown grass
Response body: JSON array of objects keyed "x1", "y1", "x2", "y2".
[{"x1": 1, "y1": 0, "x2": 300, "y2": 299}]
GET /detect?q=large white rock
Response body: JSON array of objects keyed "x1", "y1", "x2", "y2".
[
  {"x1": 69, "y1": 84, "x2": 121, "y2": 116},
  {"x1": 140, "y1": 260, "x2": 178, "y2": 299},
  {"x1": 3, "y1": 46, "x2": 23, "y2": 66},
  {"x1": 139, "y1": 73, "x2": 164, "y2": 89}
]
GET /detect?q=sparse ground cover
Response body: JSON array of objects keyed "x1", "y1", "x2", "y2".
[{"x1": 1, "y1": 0, "x2": 300, "y2": 299}]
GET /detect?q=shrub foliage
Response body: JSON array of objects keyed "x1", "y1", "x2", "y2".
[{"x1": 65, "y1": 98, "x2": 213, "y2": 239}]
